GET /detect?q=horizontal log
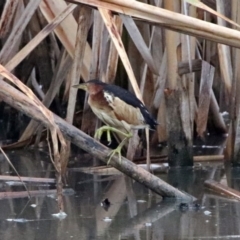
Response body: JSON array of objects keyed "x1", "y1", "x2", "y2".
[
  {"x1": 0, "y1": 188, "x2": 74, "y2": 199},
  {"x1": 0, "y1": 79, "x2": 195, "y2": 200},
  {"x1": 0, "y1": 175, "x2": 55, "y2": 183}
]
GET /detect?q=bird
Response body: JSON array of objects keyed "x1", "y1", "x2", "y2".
[{"x1": 73, "y1": 79, "x2": 158, "y2": 164}]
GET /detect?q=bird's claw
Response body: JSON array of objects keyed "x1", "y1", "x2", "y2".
[
  {"x1": 94, "y1": 126, "x2": 130, "y2": 165},
  {"x1": 107, "y1": 147, "x2": 122, "y2": 165},
  {"x1": 107, "y1": 137, "x2": 128, "y2": 165}
]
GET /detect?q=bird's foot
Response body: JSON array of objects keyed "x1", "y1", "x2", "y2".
[
  {"x1": 94, "y1": 126, "x2": 131, "y2": 145},
  {"x1": 94, "y1": 126, "x2": 132, "y2": 165},
  {"x1": 94, "y1": 126, "x2": 113, "y2": 144},
  {"x1": 107, "y1": 146, "x2": 122, "y2": 165},
  {"x1": 107, "y1": 137, "x2": 129, "y2": 165}
]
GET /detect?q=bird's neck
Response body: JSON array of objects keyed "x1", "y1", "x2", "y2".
[{"x1": 88, "y1": 84, "x2": 103, "y2": 95}]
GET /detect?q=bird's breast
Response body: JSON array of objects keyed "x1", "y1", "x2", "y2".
[{"x1": 88, "y1": 90, "x2": 147, "y2": 131}]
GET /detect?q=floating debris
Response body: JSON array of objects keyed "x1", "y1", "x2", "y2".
[
  {"x1": 7, "y1": 218, "x2": 29, "y2": 223},
  {"x1": 101, "y1": 198, "x2": 111, "y2": 211},
  {"x1": 47, "y1": 194, "x2": 56, "y2": 199},
  {"x1": 103, "y1": 217, "x2": 112, "y2": 222},
  {"x1": 179, "y1": 202, "x2": 202, "y2": 212},
  {"x1": 145, "y1": 222, "x2": 152, "y2": 227},
  {"x1": 204, "y1": 210, "x2": 211, "y2": 215},
  {"x1": 179, "y1": 203, "x2": 189, "y2": 212},
  {"x1": 52, "y1": 211, "x2": 67, "y2": 219}
]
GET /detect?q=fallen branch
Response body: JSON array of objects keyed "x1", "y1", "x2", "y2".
[
  {"x1": 0, "y1": 79, "x2": 195, "y2": 201},
  {"x1": 205, "y1": 179, "x2": 240, "y2": 201}
]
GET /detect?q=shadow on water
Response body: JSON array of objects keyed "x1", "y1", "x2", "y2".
[{"x1": 0, "y1": 140, "x2": 240, "y2": 239}]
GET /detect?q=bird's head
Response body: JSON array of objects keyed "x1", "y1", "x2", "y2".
[{"x1": 72, "y1": 79, "x2": 105, "y2": 94}]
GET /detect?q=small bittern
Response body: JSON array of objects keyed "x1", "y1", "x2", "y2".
[{"x1": 73, "y1": 79, "x2": 157, "y2": 164}]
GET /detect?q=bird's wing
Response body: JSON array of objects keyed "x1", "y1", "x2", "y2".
[{"x1": 109, "y1": 96, "x2": 145, "y2": 127}]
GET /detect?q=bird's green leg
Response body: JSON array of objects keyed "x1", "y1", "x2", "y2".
[
  {"x1": 94, "y1": 125, "x2": 132, "y2": 164},
  {"x1": 107, "y1": 134, "x2": 132, "y2": 165},
  {"x1": 94, "y1": 125, "x2": 130, "y2": 143}
]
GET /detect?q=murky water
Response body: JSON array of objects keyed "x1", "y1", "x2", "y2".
[{"x1": 0, "y1": 148, "x2": 240, "y2": 239}]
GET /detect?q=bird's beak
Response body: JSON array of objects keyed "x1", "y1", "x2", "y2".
[{"x1": 72, "y1": 83, "x2": 87, "y2": 91}]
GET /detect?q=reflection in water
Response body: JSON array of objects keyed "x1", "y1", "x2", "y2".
[{"x1": 0, "y1": 150, "x2": 240, "y2": 239}]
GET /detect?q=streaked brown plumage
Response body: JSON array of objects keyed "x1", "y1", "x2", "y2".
[{"x1": 73, "y1": 79, "x2": 157, "y2": 164}]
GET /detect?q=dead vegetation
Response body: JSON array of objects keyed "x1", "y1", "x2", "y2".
[{"x1": 0, "y1": 0, "x2": 240, "y2": 208}]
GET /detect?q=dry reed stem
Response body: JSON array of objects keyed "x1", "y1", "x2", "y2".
[
  {"x1": 5, "y1": 4, "x2": 77, "y2": 72},
  {"x1": 19, "y1": 52, "x2": 72, "y2": 142},
  {"x1": 0, "y1": 189, "x2": 73, "y2": 199},
  {"x1": 99, "y1": 8, "x2": 143, "y2": 102},
  {"x1": 216, "y1": 0, "x2": 233, "y2": 97},
  {"x1": 65, "y1": 6, "x2": 92, "y2": 165},
  {"x1": 40, "y1": 0, "x2": 91, "y2": 81},
  {"x1": 121, "y1": 15, "x2": 158, "y2": 75},
  {"x1": 0, "y1": 65, "x2": 67, "y2": 211},
  {"x1": 227, "y1": 0, "x2": 240, "y2": 162},
  {"x1": 186, "y1": 0, "x2": 240, "y2": 29},
  {"x1": 0, "y1": 65, "x2": 67, "y2": 171},
  {"x1": 196, "y1": 61, "x2": 215, "y2": 137},
  {"x1": 0, "y1": 175, "x2": 55, "y2": 183},
  {"x1": 66, "y1": 6, "x2": 92, "y2": 124},
  {"x1": 205, "y1": 179, "x2": 240, "y2": 201},
  {"x1": 0, "y1": 0, "x2": 42, "y2": 64},
  {"x1": 105, "y1": 15, "x2": 122, "y2": 83},
  {"x1": 0, "y1": 0, "x2": 19, "y2": 38},
  {"x1": 71, "y1": 0, "x2": 240, "y2": 49}
]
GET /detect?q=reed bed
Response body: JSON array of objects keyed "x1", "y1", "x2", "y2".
[{"x1": 0, "y1": 0, "x2": 240, "y2": 208}]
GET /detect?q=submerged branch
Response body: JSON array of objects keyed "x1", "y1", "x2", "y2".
[{"x1": 205, "y1": 179, "x2": 240, "y2": 201}]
